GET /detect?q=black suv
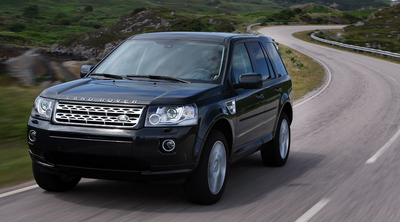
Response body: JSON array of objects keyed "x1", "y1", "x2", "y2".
[{"x1": 28, "y1": 32, "x2": 293, "y2": 204}]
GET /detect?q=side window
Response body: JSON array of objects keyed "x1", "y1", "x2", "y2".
[
  {"x1": 264, "y1": 42, "x2": 288, "y2": 76},
  {"x1": 247, "y1": 42, "x2": 271, "y2": 80},
  {"x1": 231, "y1": 43, "x2": 253, "y2": 83}
]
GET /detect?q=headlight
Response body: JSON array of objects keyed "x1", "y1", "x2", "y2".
[
  {"x1": 31, "y1": 97, "x2": 55, "y2": 120},
  {"x1": 145, "y1": 104, "x2": 198, "y2": 127}
]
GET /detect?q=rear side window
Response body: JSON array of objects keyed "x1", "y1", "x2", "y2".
[
  {"x1": 231, "y1": 43, "x2": 253, "y2": 83},
  {"x1": 264, "y1": 42, "x2": 288, "y2": 77},
  {"x1": 247, "y1": 42, "x2": 271, "y2": 80}
]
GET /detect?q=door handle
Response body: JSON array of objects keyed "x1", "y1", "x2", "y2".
[
  {"x1": 255, "y1": 93, "x2": 264, "y2": 100},
  {"x1": 275, "y1": 87, "x2": 282, "y2": 93}
]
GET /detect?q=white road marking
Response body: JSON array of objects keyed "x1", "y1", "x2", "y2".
[
  {"x1": 295, "y1": 198, "x2": 330, "y2": 222},
  {"x1": 345, "y1": 59, "x2": 400, "y2": 164},
  {"x1": 293, "y1": 51, "x2": 332, "y2": 108},
  {"x1": 366, "y1": 128, "x2": 400, "y2": 164},
  {"x1": 0, "y1": 185, "x2": 38, "y2": 199}
]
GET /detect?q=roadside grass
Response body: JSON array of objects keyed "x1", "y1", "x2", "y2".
[
  {"x1": 0, "y1": 44, "x2": 325, "y2": 188},
  {"x1": 0, "y1": 142, "x2": 33, "y2": 187},
  {"x1": 278, "y1": 44, "x2": 324, "y2": 100},
  {"x1": 293, "y1": 30, "x2": 400, "y2": 65},
  {"x1": 0, "y1": 86, "x2": 43, "y2": 188}
]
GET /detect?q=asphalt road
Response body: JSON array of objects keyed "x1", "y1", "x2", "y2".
[{"x1": 2, "y1": 25, "x2": 400, "y2": 221}]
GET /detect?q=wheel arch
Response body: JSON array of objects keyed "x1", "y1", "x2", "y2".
[
  {"x1": 210, "y1": 118, "x2": 233, "y2": 157},
  {"x1": 195, "y1": 114, "x2": 234, "y2": 162},
  {"x1": 281, "y1": 102, "x2": 293, "y2": 125}
]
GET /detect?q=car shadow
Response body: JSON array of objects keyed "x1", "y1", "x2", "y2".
[{"x1": 49, "y1": 150, "x2": 325, "y2": 212}]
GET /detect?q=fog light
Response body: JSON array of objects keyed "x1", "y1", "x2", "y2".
[
  {"x1": 29, "y1": 130, "x2": 37, "y2": 142},
  {"x1": 162, "y1": 139, "x2": 176, "y2": 152}
]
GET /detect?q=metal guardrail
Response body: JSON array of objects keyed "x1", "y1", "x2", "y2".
[
  {"x1": 247, "y1": 22, "x2": 307, "y2": 35},
  {"x1": 247, "y1": 23, "x2": 261, "y2": 35},
  {"x1": 247, "y1": 23, "x2": 400, "y2": 59},
  {"x1": 311, "y1": 32, "x2": 400, "y2": 59}
]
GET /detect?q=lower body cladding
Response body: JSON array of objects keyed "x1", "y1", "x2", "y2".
[{"x1": 27, "y1": 117, "x2": 199, "y2": 183}]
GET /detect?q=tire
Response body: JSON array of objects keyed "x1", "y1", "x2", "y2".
[
  {"x1": 261, "y1": 112, "x2": 291, "y2": 167},
  {"x1": 32, "y1": 162, "x2": 81, "y2": 192},
  {"x1": 185, "y1": 130, "x2": 228, "y2": 205}
]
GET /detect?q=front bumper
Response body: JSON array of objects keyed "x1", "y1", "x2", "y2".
[{"x1": 28, "y1": 117, "x2": 201, "y2": 182}]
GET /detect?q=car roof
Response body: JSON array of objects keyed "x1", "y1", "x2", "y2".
[{"x1": 129, "y1": 32, "x2": 273, "y2": 43}]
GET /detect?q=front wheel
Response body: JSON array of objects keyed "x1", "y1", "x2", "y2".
[
  {"x1": 261, "y1": 112, "x2": 291, "y2": 167},
  {"x1": 184, "y1": 130, "x2": 228, "y2": 205},
  {"x1": 32, "y1": 162, "x2": 81, "y2": 192}
]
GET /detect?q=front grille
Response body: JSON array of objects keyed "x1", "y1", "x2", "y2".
[{"x1": 54, "y1": 102, "x2": 144, "y2": 128}]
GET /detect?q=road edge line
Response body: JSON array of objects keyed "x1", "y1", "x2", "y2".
[
  {"x1": 294, "y1": 51, "x2": 332, "y2": 108},
  {"x1": 0, "y1": 185, "x2": 39, "y2": 199}
]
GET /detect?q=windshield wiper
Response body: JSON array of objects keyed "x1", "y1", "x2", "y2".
[
  {"x1": 126, "y1": 75, "x2": 190, "y2": 84},
  {"x1": 90, "y1": 73, "x2": 125, "y2": 80}
]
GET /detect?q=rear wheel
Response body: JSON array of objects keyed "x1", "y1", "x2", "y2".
[
  {"x1": 32, "y1": 162, "x2": 81, "y2": 192},
  {"x1": 185, "y1": 130, "x2": 228, "y2": 205},
  {"x1": 261, "y1": 112, "x2": 291, "y2": 167}
]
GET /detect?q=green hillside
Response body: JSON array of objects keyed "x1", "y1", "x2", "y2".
[
  {"x1": 0, "y1": 0, "x2": 284, "y2": 47},
  {"x1": 316, "y1": 4, "x2": 400, "y2": 53},
  {"x1": 274, "y1": 0, "x2": 390, "y2": 11},
  {"x1": 257, "y1": 4, "x2": 378, "y2": 25},
  {"x1": 0, "y1": 0, "x2": 392, "y2": 49}
]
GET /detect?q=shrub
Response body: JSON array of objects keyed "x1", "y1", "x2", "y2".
[
  {"x1": 132, "y1": 7, "x2": 146, "y2": 15},
  {"x1": 84, "y1": 5, "x2": 93, "y2": 12},
  {"x1": 214, "y1": 23, "x2": 235, "y2": 32},
  {"x1": 54, "y1": 12, "x2": 67, "y2": 20},
  {"x1": 79, "y1": 20, "x2": 102, "y2": 29},
  {"x1": 22, "y1": 5, "x2": 39, "y2": 18},
  {"x1": 8, "y1": 22, "x2": 26, "y2": 32},
  {"x1": 171, "y1": 19, "x2": 206, "y2": 31},
  {"x1": 92, "y1": 23, "x2": 102, "y2": 29},
  {"x1": 57, "y1": 18, "x2": 71, "y2": 26}
]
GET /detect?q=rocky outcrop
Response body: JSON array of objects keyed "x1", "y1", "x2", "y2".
[
  {"x1": 5, "y1": 49, "x2": 53, "y2": 86},
  {"x1": 2, "y1": 48, "x2": 96, "y2": 86},
  {"x1": 51, "y1": 8, "x2": 177, "y2": 60}
]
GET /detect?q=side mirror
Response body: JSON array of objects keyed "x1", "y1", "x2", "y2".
[
  {"x1": 80, "y1": 65, "x2": 94, "y2": 78},
  {"x1": 233, "y1": 73, "x2": 263, "y2": 89}
]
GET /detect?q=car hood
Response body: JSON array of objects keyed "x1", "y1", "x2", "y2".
[{"x1": 39, "y1": 78, "x2": 223, "y2": 105}]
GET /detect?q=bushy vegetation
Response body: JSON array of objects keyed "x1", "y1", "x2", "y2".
[
  {"x1": 0, "y1": 1, "x2": 250, "y2": 47},
  {"x1": 22, "y1": 5, "x2": 39, "y2": 19},
  {"x1": 171, "y1": 18, "x2": 234, "y2": 32},
  {"x1": 0, "y1": 0, "x2": 390, "y2": 49},
  {"x1": 84, "y1": 5, "x2": 94, "y2": 12},
  {"x1": 316, "y1": 4, "x2": 400, "y2": 53},
  {"x1": 277, "y1": 0, "x2": 389, "y2": 11},
  {"x1": 8, "y1": 22, "x2": 26, "y2": 32},
  {"x1": 262, "y1": 8, "x2": 299, "y2": 23},
  {"x1": 259, "y1": 4, "x2": 372, "y2": 25}
]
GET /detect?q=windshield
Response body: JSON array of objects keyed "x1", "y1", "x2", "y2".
[{"x1": 93, "y1": 39, "x2": 225, "y2": 83}]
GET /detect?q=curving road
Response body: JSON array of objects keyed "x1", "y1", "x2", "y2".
[{"x1": 2, "y1": 25, "x2": 400, "y2": 221}]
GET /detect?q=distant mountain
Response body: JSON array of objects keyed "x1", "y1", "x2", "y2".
[{"x1": 274, "y1": 0, "x2": 390, "y2": 10}]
